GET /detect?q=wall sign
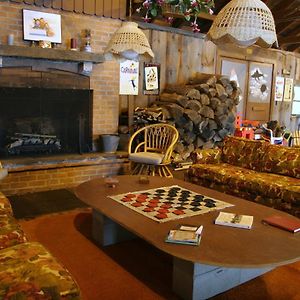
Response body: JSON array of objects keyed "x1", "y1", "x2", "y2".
[
  {"x1": 119, "y1": 60, "x2": 139, "y2": 95},
  {"x1": 275, "y1": 76, "x2": 285, "y2": 102},
  {"x1": 283, "y1": 78, "x2": 294, "y2": 102}
]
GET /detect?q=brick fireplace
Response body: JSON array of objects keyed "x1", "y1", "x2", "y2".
[{"x1": 0, "y1": 2, "x2": 127, "y2": 195}]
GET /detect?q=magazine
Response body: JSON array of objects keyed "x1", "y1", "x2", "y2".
[
  {"x1": 165, "y1": 224, "x2": 203, "y2": 245},
  {"x1": 215, "y1": 212, "x2": 253, "y2": 229}
]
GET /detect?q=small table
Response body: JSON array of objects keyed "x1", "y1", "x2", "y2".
[{"x1": 76, "y1": 175, "x2": 300, "y2": 300}]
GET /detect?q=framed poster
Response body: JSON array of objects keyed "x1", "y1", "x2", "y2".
[
  {"x1": 275, "y1": 76, "x2": 285, "y2": 102},
  {"x1": 23, "y1": 9, "x2": 61, "y2": 43},
  {"x1": 221, "y1": 58, "x2": 247, "y2": 116},
  {"x1": 283, "y1": 78, "x2": 294, "y2": 102},
  {"x1": 143, "y1": 63, "x2": 160, "y2": 95},
  {"x1": 119, "y1": 60, "x2": 139, "y2": 95}
]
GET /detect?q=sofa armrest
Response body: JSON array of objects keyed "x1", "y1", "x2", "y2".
[{"x1": 190, "y1": 148, "x2": 222, "y2": 164}]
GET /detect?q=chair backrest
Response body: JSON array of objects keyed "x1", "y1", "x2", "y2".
[
  {"x1": 128, "y1": 124, "x2": 179, "y2": 163},
  {"x1": 292, "y1": 130, "x2": 300, "y2": 147}
]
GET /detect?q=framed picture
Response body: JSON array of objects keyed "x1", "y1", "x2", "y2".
[
  {"x1": 143, "y1": 63, "x2": 160, "y2": 95},
  {"x1": 23, "y1": 9, "x2": 61, "y2": 43}
]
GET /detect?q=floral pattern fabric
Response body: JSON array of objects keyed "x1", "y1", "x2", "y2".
[
  {"x1": 0, "y1": 215, "x2": 27, "y2": 250},
  {"x1": 221, "y1": 136, "x2": 266, "y2": 171},
  {"x1": 261, "y1": 144, "x2": 300, "y2": 178},
  {"x1": 190, "y1": 148, "x2": 222, "y2": 164},
  {"x1": 0, "y1": 242, "x2": 81, "y2": 299},
  {"x1": 0, "y1": 192, "x2": 13, "y2": 216},
  {"x1": 187, "y1": 136, "x2": 300, "y2": 217}
]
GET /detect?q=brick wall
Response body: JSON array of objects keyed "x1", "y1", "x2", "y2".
[
  {"x1": 0, "y1": 1, "x2": 121, "y2": 137},
  {"x1": 0, "y1": 2, "x2": 128, "y2": 195},
  {"x1": 0, "y1": 159, "x2": 129, "y2": 196}
]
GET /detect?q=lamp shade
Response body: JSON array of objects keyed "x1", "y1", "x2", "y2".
[
  {"x1": 105, "y1": 22, "x2": 154, "y2": 59},
  {"x1": 206, "y1": 0, "x2": 278, "y2": 48}
]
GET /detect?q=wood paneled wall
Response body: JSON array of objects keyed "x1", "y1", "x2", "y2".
[{"x1": 10, "y1": 0, "x2": 126, "y2": 19}]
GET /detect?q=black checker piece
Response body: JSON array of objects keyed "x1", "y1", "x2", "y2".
[
  {"x1": 191, "y1": 207, "x2": 202, "y2": 212},
  {"x1": 155, "y1": 189, "x2": 165, "y2": 193},
  {"x1": 166, "y1": 197, "x2": 177, "y2": 201},
  {"x1": 193, "y1": 195, "x2": 204, "y2": 201},
  {"x1": 190, "y1": 201, "x2": 201, "y2": 206},
  {"x1": 175, "y1": 206, "x2": 188, "y2": 210}
]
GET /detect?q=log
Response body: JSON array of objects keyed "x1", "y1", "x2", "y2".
[
  {"x1": 216, "y1": 83, "x2": 227, "y2": 98},
  {"x1": 209, "y1": 88, "x2": 217, "y2": 97},
  {"x1": 185, "y1": 99, "x2": 202, "y2": 112},
  {"x1": 200, "y1": 106, "x2": 214, "y2": 119},
  {"x1": 159, "y1": 93, "x2": 188, "y2": 106},
  {"x1": 206, "y1": 76, "x2": 217, "y2": 87},
  {"x1": 210, "y1": 97, "x2": 222, "y2": 110},
  {"x1": 200, "y1": 94, "x2": 210, "y2": 105},
  {"x1": 164, "y1": 85, "x2": 191, "y2": 95},
  {"x1": 186, "y1": 88, "x2": 201, "y2": 100},
  {"x1": 184, "y1": 109, "x2": 202, "y2": 126}
]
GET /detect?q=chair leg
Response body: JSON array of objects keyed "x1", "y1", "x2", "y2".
[{"x1": 158, "y1": 165, "x2": 173, "y2": 178}]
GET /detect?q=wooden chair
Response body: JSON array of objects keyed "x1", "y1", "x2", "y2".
[
  {"x1": 128, "y1": 124, "x2": 179, "y2": 178},
  {"x1": 291, "y1": 130, "x2": 300, "y2": 147}
]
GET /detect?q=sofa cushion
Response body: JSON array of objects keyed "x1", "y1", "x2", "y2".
[
  {"x1": 0, "y1": 242, "x2": 81, "y2": 299},
  {"x1": 222, "y1": 136, "x2": 266, "y2": 171},
  {"x1": 261, "y1": 144, "x2": 300, "y2": 178},
  {"x1": 0, "y1": 192, "x2": 13, "y2": 215},
  {"x1": 129, "y1": 152, "x2": 165, "y2": 165},
  {"x1": 0, "y1": 215, "x2": 27, "y2": 250},
  {"x1": 188, "y1": 164, "x2": 300, "y2": 204}
]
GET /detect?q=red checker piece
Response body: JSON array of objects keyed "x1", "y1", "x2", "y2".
[
  {"x1": 126, "y1": 194, "x2": 136, "y2": 199},
  {"x1": 147, "y1": 202, "x2": 158, "y2": 208},
  {"x1": 121, "y1": 197, "x2": 132, "y2": 202},
  {"x1": 155, "y1": 213, "x2": 168, "y2": 219},
  {"x1": 136, "y1": 198, "x2": 147, "y2": 203},
  {"x1": 149, "y1": 198, "x2": 160, "y2": 203},
  {"x1": 160, "y1": 203, "x2": 172, "y2": 209},
  {"x1": 131, "y1": 202, "x2": 143, "y2": 207},
  {"x1": 173, "y1": 210, "x2": 185, "y2": 215},
  {"x1": 143, "y1": 207, "x2": 154, "y2": 212},
  {"x1": 158, "y1": 208, "x2": 169, "y2": 214},
  {"x1": 137, "y1": 194, "x2": 148, "y2": 200}
]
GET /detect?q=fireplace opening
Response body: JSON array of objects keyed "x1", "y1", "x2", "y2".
[{"x1": 0, "y1": 87, "x2": 93, "y2": 157}]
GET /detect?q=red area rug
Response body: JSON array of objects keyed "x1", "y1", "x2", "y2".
[{"x1": 19, "y1": 209, "x2": 300, "y2": 300}]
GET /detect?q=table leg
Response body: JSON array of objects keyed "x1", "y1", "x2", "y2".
[
  {"x1": 172, "y1": 257, "x2": 273, "y2": 300},
  {"x1": 92, "y1": 209, "x2": 136, "y2": 246}
]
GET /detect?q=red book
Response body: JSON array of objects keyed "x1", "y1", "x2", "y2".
[{"x1": 263, "y1": 215, "x2": 300, "y2": 233}]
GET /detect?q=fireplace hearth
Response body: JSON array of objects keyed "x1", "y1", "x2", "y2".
[{"x1": 0, "y1": 87, "x2": 93, "y2": 157}]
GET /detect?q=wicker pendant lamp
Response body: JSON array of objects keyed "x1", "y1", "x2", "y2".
[
  {"x1": 206, "y1": 0, "x2": 278, "y2": 48},
  {"x1": 105, "y1": 21, "x2": 154, "y2": 60}
]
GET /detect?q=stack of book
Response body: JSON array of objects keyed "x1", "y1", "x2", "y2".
[{"x1": 165, "y1": 224, "x2": 203, "y2": 246}]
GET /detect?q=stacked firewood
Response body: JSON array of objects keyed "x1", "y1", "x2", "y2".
[{"x1": 133, "y1": 74, "x2": 240, "y2": 161}]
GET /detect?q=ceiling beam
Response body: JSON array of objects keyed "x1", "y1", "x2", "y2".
[{"x1": 279, "y1": 35, "x2": 300, "y2": 46}]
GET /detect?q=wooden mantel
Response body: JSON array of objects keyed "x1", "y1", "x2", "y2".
[
  {"x1": 0, "y1": 45, "x2": 104, "y2": 63},
  {"x1": 0, "y1": 45, "x2": 105, "y2": 75}
]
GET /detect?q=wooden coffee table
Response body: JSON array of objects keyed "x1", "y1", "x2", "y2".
[{"x1": 76, "y1": 175, "x2": 300, "y2": 300}]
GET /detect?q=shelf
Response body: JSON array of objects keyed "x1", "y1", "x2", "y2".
[{"x1": 0, "y1": 45, "x2": 104, "y2": 64}]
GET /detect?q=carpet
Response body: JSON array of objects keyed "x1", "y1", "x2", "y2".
[
  {"x1": 19, "y1": 210, "x2": 300, "y2": 300},
  {"x1": 8, "y1": 189, "x2": 89, "y2": 219}
]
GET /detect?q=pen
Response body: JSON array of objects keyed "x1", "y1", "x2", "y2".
[{"x1": 196, "y1": 225, "x2": 203, "y2": 235}]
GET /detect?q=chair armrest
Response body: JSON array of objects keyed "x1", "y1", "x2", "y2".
[{"x1": 190, "y1": 148, "x2": 222, "y2": 164}]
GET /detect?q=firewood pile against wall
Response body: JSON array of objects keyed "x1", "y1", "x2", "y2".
[{"x1": 134, "y1": 75, "x2": 240, "y2": 161}]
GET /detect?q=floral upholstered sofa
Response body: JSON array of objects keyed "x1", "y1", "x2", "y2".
[
  {"x1": 0, "y1": 191, "x2": 81, "y2": 299},
  {"x1": 187, "y1": 136, "x2": 300, "y2": 217}
]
